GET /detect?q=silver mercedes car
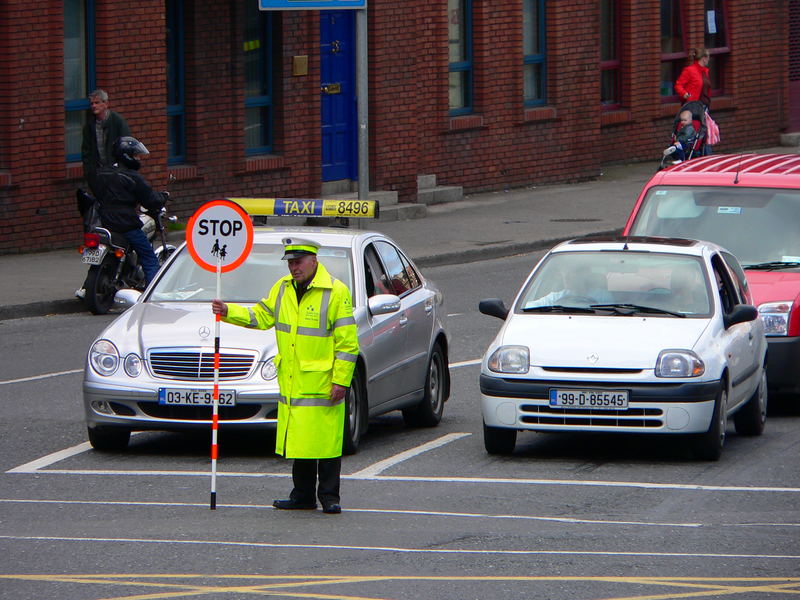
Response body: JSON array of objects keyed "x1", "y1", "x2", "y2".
[{"x1": 83, "y1": 226, "x2": 450, "y2": 453}]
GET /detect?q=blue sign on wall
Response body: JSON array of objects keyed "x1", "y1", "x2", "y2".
[{"x1": 259, "y1": 0, "x2": 366, "y2": 9}]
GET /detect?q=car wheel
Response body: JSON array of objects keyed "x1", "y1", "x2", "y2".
[
  {"x1": 734, "y1": 366, "x2": 767, "y2": 436},
  {"x1": 483, "y1": 422, "x2": 516, "y2": 455},
  {"x1": 402, "y1": 344, "x2": 445, "y2": 427},
  {"x1": 87, "y1": 425, "x2": 131, "y2": 451},
  {"x1": 693, "y1": 383, "x2": 727, "y2": 461},
  {"x1": 342, "y1": 371, "x2": 366, "y2": 456},
  {"x1": 84, "y1": 258, "x2": 117, "y2": 315}
]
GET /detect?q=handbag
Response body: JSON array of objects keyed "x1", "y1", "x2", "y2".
[{"x1": 705, "y1": 112, "x2": 721, "y2": 146}]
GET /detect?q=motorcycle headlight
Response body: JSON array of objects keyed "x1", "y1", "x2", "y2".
[
  {"x1": 261, "y1": 357, "x2": 278, "y2": 380},
  {"x1": 487, "y1": 346, "x2": 530, "y2": 374},
  {"x1": 759, "y1": 301, "x2": 792, "y2": 336},
  {"x1": 123, "y1": 353, "x2": 143, "y2": 377},
  {"x1": 655, "y1": 350, "x2": 704, "y2": 377},
  {"x1": 89, "y1": 340, "x2": 119, "y2": 376}
]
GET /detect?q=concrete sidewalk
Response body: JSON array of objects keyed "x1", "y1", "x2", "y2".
[{"x1": 0, "y1": 146, "x2": 793, "y2": 321}]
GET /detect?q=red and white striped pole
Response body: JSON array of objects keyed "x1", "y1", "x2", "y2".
[{"x1": 210, "y1": 255, "x2": 222, "y2": 510}]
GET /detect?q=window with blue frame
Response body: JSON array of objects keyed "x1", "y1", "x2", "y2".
[
  {"x1": 167, "y1": 0, "x2": 186, "y2": 164},
  {"x1": 244, "y1": 1, "x2": 274, "y2": 155},
  {"x1": 448, "y1": 0, "x2": 472, "y2": 115},
  {"x1": 64, "y1": 0, "x2": 95, "y2": 162},
  {"x1": 601, "y1": 0, "x2": 621, "y2": 109},
  {"x1": 523, "y1": 0, "x2": 546, "y2": 106}
]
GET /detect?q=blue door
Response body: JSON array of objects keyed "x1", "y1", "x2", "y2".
[{"x1": 320, "y1": 10, "x2": 357, "y2": 182}]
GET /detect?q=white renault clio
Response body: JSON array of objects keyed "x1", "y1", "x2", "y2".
[{"x1": 479, "y1": 236, "x2": 767, "y2": 460}]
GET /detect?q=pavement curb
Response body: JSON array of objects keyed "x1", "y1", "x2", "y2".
[{"x1": 0, "y1": 299, "x2": 88, "y2": 321}]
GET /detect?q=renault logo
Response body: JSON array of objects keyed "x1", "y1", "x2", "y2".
[
  {"x1": 198, "y1": 326, "x2": 211, "y2": 339},
  {"x1": 587, "y1": 353, "x2": 599, "y2": 364}
]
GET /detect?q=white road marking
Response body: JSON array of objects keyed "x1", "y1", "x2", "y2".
[
  {"x1": 0, "y1": 369, "x2": 82, "y2": 385},
  {"x1": 449, "y1": 358, "x2": 481, "y2": 369},
  {"x1": 1, "y1": 534, "x2": 797, "y2": 560},
  {"x1": 0, "y1": 498, "x2": 703, "y2": 527},
  {"x1": 350, "y1": 433, "x2": 471, "y2": 477}
]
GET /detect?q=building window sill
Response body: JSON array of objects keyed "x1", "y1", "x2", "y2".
[
  {"x1": 523, "y1": 106, "x2": 557, "y2": 123},
  {"x1": 601, "y1": 109, "x2": 632, "y2": 127},
  {"x1": 242, "y1": 155, "x2": 285, "y2": 174},
  {"x1": 448, "y1": 114, "x2": 485, "y2": 132}
]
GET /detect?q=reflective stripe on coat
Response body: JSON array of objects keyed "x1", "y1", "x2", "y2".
[{"x1": 223, "y1": 261, "x2": 358, "y2": 458}]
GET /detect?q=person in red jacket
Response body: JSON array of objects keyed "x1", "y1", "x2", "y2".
[{"x1": 675, "y1": 48, "x2": 711, "y2": 107}]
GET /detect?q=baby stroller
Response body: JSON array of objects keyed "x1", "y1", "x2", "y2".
[{"x1": 659, "y1": 100, "x2": 708, "y2": 170}]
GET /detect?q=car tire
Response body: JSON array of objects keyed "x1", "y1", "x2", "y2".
[
  {"x1": 342, "y1": 371, "x2": 366, "y2": 456},
  {"x1": 402, "y1": 344, "x2": 445, "y2": 427},
  {"x1": 84, "y1": 258, "x2": 117, "y2": 315},
  {"x1": 693, "y1": 383, "x2": 727, "y2": 461},
  {"x1": 87, "y1": 425, "x2": 131, "y2": 451},
  {"x1": 734, "y1": 366, "x2": 768, "y2": 436},
  {"x1": 483, "y1": 422, "x2": 516, "y2": 455}
]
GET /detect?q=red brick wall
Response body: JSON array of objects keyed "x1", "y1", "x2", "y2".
[{"x1": 0, "y1": 0, "x2": 790, "y2": 253}]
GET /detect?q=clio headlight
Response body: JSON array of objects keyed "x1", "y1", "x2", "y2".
[
  {"x1": 487, "y1": 346, "x2": 530, "y2": 374},
  {"x1": 89, "y1": 340, "x2": 120, "y2": 376},
  {"x1": 655, "y1": 350, "x2": 704, "y2": 377},
  {"x1": 759, "y1": 301, "x2": 791, "y2": 336}
]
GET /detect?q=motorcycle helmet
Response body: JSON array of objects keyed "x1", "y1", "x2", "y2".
[{"x1": 112, "y1": 136, "x2": 149, "y2": 170}]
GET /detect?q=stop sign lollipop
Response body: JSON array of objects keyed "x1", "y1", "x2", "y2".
[{"x1": 186, "y1": 200, "x2": 254, "y2": 509}]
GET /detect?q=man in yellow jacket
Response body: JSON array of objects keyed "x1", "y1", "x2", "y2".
[{"x1": 212, "y1": 236, "x2": 358, "y2": 514}]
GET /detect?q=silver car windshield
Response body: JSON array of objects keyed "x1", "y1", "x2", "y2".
[
  {"x1": 628, "y1": 186, "x2": 800, "y2": 267},
  {"x1": 148, "y1": 243, "x2": 353, "y2": 303},
  {"x1": 517, "y1": 251, "x2": 712, "y2": 317}
]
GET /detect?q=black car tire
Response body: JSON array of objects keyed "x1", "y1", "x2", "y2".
[
  {"x1": 402, "y1": 344, "x2": 445, "y2": 427},
  {"x1": 734, "y1": 367, "x2": 767, "y2": 436},
  {"x1": 483, "y1": 422, "x2": 516, "y2": 455},
  {"x1": 693, "y1": 383, "x2": 727, "y2": 461},
  {"x1": 342, "y1": 371, "x2": 366, "y2": 456},
  {"x1": 85, "y1": 257, "x2": 117, "y2": 315},
  {"x1": 87, "y1": 425, "x2": 131, "y2": 451}
]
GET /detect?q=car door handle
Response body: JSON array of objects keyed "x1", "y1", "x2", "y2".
[
  {"x1": 424, "y1": 302, "x2": 433, "y2": 315},
  {"x1": 399, "y1": 315, "x2": 408, "y2": 326}
]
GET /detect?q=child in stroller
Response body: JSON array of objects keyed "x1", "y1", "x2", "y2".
[{"x1": 660, "y1": 100, "x2": 707, "y2": 169}]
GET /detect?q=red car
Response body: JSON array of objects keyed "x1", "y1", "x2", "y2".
[{"x1": 623, "y1": 153, "x2": 800, "y2": 400}]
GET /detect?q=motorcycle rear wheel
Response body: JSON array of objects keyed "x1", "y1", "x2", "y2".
[{"x1": 85, "y1": 257, "x2": 118, "y2": 315}]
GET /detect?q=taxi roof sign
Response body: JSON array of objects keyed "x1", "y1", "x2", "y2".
[{"x1": 228, "y1": 197, "x2": 379, "y2": 219}]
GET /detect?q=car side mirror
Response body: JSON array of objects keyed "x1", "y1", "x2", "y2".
[
  {"x1": 723, "y1": 304, "x2": 758, "y2": 329},
  {"x1": 368, "y1": 294, "x2": 401, "y2": 316},
  {"x1": 479, "y1": 298, "x2": 509, "y2": 320},
  {"x1": 114, "y1": 289, "x2": 142, "y2": 309}
]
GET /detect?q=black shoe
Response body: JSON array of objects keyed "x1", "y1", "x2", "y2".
[
  {"x1": 273, "y1": 498, "x2": 316, "y2": 510},
  {"x1": 322, "y1": 503, "x2": 342, "y2": 514}
]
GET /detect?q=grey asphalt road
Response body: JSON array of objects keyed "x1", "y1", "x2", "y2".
[{"x1": 1, "y1": 253, "x2": 799, "y2": 600}]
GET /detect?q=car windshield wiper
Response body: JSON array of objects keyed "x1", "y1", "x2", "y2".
[
  {"x1": 744, "y1": 261, "x2": 800, "y2": 271},
  {"x1": 590, "y1": 303, "x2": 687, "y2": 318},
  {"x1": 522, "y1": 304, "x2": 597, "y2": 314}
]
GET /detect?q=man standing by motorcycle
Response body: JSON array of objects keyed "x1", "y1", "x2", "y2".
[{"x1": 96, "y1": 136, "x2": 166, "y2": 284}]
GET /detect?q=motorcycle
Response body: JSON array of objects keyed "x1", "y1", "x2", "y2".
[{"x1": 77, "y1": 189, "x2": 177, "y2": 315}]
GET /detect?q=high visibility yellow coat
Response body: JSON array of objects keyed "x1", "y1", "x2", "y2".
[{"x1": 222, "y1": 262, "x2": 359, "y2": 458}]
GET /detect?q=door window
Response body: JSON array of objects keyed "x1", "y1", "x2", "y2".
[{"x1": 373, "y1": 241, "x2": 421, "y2": 297}]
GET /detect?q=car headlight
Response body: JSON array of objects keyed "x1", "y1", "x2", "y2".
[
  {"x1": 123, "y1": 353, "x2": 143, "y2": 377},
  {"x1": 487, "y1": 346, "x2": 530, "y2": 374},
  {"x1": 655, "y1": 350, "x2": 704, "y2": 377},
  {"x1": 89, "y1": 340, "x2": 119, "y2": 376},
  {"x1": 261, "y1": 357, "x2": 278, "y2": 380},
  {"x1": 759, "y1": 301, "x2": 791, "y2": 336}
]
